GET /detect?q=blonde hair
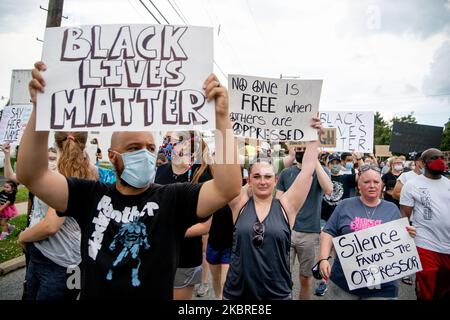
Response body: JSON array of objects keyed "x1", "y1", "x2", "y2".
[
  {"x1": 192, "y1": 138, "x2": 213, "y2": 184},
  {"x1": 54, "y1": 132, "x2": 97, "y2": 180}
]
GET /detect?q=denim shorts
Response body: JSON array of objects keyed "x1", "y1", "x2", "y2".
[{"x1": 25, "y1": 243, "x2": 79, "y2": 300}]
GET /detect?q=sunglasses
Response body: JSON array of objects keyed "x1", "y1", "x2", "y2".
[
  {"x1": 252, "y1": 221, "x2": 265, "y2": 249},
  {"x1": 358, "y1": 164, "x2": 381, "y2": 175}
]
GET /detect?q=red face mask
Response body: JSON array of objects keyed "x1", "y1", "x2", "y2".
[{"x1": 427, "y1": 158, "x2": 446, "y2": 172}]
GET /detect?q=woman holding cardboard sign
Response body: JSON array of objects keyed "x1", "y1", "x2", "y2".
[
  {"x1": 316, "y1": 165, "x2": 417, "y2": 299},
  {"x1": 222, "y1": 119, "x2": 321, "y2": 300}
]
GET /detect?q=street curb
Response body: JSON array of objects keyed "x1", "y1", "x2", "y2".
[{"x1": 0, "y1": 255, "x2": 25, "y2": 276}]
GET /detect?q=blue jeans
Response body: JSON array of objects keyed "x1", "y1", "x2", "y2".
[{"x1": 25, "y1": 243, "x2": 79, "y2": 300}]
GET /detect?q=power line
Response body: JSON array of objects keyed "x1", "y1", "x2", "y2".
[
  {"x1": 148, "y1": 0, "x2": 170, "y2": 24},
  {"x1": 172, "y1": 0, "x2": 190, "y2": 24},
  {"x1": 136, "y1": 0, "x2": 228, "y2": 80},
  {"x1": 167, "y1": 0, "x2": 188, "y2": 24},
  {"x1": 138, "y1": 0, "x2": 161, "y2": 24}
]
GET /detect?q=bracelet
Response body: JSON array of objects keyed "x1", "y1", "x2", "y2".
[{"x1": 317, "y1": 256, "x2": 332, "y2": 266}]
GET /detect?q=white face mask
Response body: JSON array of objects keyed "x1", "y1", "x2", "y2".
[
  {"x1": 394, "y1": 164, "x2": 403, "y2": 171},
  {"x1": 48, "y1": 161, "x2": 57, "y2": 171}
]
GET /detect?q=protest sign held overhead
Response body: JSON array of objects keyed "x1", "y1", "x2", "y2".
[
  {"x1": 332, "y1": 218, "x2": 422, "y2": 291},
  {"x1": 36, "y1": 25, "x2": 213, "y2": 131},
  {"x1": 390, "y1": 122, "x2": 443, "y2": 155},
  {"x1": 228, "y1": 75, "x2": 323, "y2": 141},
  {"x1": 319, "y1": 111, "x2": 374, "y2": 153},
  {"x1": 0, "y1": 104, "x2": 33, "y2": 145},
  {"x1": 288, "y1": 128, "x2": 336, "y2": 149}
]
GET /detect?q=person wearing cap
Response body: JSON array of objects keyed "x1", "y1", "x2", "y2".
[{"x1": 400, "y1": 148, "x2": 450, "y2": 300}]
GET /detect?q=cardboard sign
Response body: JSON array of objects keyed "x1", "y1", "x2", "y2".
[
  {"x1": 288, "y1": 128, "x2": 336, "y2": 148},
  {"x1": 375, "y1": 145, "x2": 392, "y2": 157},
  {"x1": 319, "y1": 111, "x2": 374, "y2": 153},
  {"x1": 36, "y1": 25, "x2": 213, "y2": 131},
  {"x1": 332, "y1": 218, "x2": 422, "y2": 291},
  {"x1": 390, "y1": 122, "x2": 443, "y2": 154},
  {"x1": 228, "y1": 75, "x2": 323, "y2": 141},
  {"x1": 0, "y1": 104, "x2": 33, "y2": 145}
]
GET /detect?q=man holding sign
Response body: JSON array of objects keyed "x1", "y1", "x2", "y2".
[
  {"x1": 317, "y1": 165, "x2": 417, "y2": 299},
  {"x1": 17, "y1": 61, "x2": 242, "y2": 300}
]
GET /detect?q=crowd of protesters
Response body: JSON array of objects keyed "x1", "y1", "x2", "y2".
[{"x1": 0, "y1": 60, "x2": 448, "y2": 301}]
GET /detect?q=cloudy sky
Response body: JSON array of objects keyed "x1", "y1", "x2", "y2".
[{"x1": 1, "y1": 0, "x2": 449, "y2": 127}]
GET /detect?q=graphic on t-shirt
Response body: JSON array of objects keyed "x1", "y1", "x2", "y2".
[
  {"x1": 89, "y1": 195, "x2": 159, "y2": 287},
  {"x1": 419, "y1": 188, "x2": 432, "y2": 220},
  {"x1": 350, "y1": 216, "x2": 382, "y2": 231},
  {"x1": 106, "y1": 221, "x2": 151, "y2": 287},
  {"x1": 324, "y1": 180, "x2": 344, "y2": 205}
]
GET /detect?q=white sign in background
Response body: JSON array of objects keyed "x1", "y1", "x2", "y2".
[
  {"x1": 37, "y1": 25, "x2": 213, "y2": 132},
  {"x1": 332, "y1": 218, "x2": 422, "y2": 291},
  {"x1": 228, "y1": 75, "x2": 323, "y2": 141},
  {"x1": 319, "y1": 111, "x2": 374, "y2": 153},
  {"x1": 0, "y1": 104, "x2": 33, "y2": 145}
]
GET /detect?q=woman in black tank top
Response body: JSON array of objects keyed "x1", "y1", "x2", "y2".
[{"x1": 223, "y1": 120, "x2": 322, "y2": 300}]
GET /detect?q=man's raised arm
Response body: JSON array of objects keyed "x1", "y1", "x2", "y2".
[
  {"x1": 16, "y1": 61, "x2": 68, "y2": 213},
  {"x1": 196, "y1": 74, "x2": 242, "y2": 218}
]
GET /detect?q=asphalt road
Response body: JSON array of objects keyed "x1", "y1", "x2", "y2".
[{"x1": 0, "y1": 257, "x2": 415, "y2": 300}]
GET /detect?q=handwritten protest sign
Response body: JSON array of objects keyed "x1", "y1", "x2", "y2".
[
  {"x1": 229, "y1": 75, "x2": 323, "y2": 141},
  {"x1": 332, "y1": 218, "x2": 422, "y2": 291},
  {"x1": 288, "y1": 128, "x2": 336, "y2": 148},
  {"x1": 36, "y1": 25, "x2": 213, "y2": 131},
  {"x1": 0, "y1": 105, "x2": 33, "y2": 145},
  {"x1": 319, "y1": 111, "x2": 374, "y2": 153}
]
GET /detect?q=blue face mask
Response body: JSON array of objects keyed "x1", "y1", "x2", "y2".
[
  {"x1": 331, "y1": 164, "x2": 341, "y2": 174},
  {"x1": 115, "y1": 149, "x2": 156, "y2": 188},
  {"x1": 419, "y1": 168, "x2": 425, "y2": 175},
  {"x1": 345, "y1": 162, "x2": 354, "y2": 170}
]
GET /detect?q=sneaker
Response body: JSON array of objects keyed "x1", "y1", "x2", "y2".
[
  {"x1": 196, "y1": 283, "x2": 209, "y2": 297},
  {"x1": 401, "y1": 276, "x2": 413, "y2": 286},
  {"x1": 315, "y1": 282, "x2": 328, "y2": 296}
]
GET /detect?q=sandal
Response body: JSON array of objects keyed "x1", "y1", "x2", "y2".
[{"x1": 401, "y1": 276, "x2": 413, "y2": 285}]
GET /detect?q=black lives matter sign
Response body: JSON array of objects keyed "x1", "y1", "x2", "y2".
[{"x1": 36, "y1": 25, "x2": 213, "y2": 131}]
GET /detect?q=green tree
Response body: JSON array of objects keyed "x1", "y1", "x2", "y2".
[
  {"x1": 440, "y1": 119, "x2": 450, "y2": 151},
  {"x1": 391, "y1": 112, "x2": 417, "y2": 126},
  {"x1": 374, "y1": 111, "x2": 391, "y2": 145}
]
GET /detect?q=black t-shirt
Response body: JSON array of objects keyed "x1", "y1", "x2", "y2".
[
  {"x1": 58, "y1": 177, "x2": 203, "y2": 300},
  {"x1": 321, "y1": 174, "x2": 356, "y2": 221},
  {"x1": 155, "y1": 163, "x2": 212, "y2": 268},
  {"x1": 0, "y1": 190, "x2": 16, "y2": 205},
  {"x1": 208, "y1": 205, "x2": 233, "y2": 250},
  {"x1": 382, "y1": 172, "x2": 401, "y2": 207}
]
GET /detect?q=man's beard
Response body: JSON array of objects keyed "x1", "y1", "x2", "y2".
[{"x1": 114, "y1": 163, "x2": 138, "y2": 189}]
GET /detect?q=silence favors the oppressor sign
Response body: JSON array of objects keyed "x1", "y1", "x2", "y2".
[
  {"x1": 332, "y1": 218, "x2": 422, "y2": 290},
  {"x1": 36, "y1": 25, "x2": 213, "y2": 131}
]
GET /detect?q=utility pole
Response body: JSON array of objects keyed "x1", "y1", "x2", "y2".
[{"x1": 46, "y1": 0, "x2": 64, "y2": 27}]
